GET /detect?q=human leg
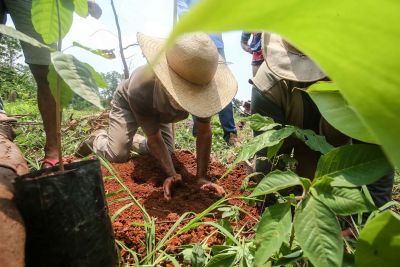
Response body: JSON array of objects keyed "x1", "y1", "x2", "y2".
[
  {"x1": 29, "y1": 64, "x2": 58, "y2": 163},
  {"x1": 92, "y1": 85, "x2": 139, "y2": 163},
  {"x1": 218, "y1": 102, "x2": 237, "y2": 143},
  {"x1": 216, "y1": 48, "x2": 237, "y2": 144},
  {"x1": 6, "y1": 0, "x2": 55, "y2": 166},
  {"x1": 129, "y1": 126, "x2": 173, "y2": 157}
]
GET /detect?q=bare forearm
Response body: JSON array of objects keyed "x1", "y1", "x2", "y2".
[
  {"x1": 147, "y1": 131, "x2": 176, "y2": 177},
  {"x1": 196, "y1": 120, "x2": 212, "y2": 179}
]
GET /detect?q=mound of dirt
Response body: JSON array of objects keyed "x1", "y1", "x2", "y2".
[{"x1": 103, "y1": 150, "x2": 258, "y2": 260}]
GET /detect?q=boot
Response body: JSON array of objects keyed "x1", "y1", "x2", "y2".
[{"x1": 75, "y1": 129, "x2": 106, "y2": 157}]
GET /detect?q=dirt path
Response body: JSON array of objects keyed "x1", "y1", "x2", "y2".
[{"x1": 103, "y1": 150, "x2": 259, "y2": 260}]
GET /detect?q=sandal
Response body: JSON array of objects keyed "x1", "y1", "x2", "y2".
[{"x1": 41, "y1": 158, "x2": 59, "y2": 169}]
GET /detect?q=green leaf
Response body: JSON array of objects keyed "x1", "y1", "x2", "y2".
[
  {"x1": 342, "y1": 253, "x2": 355, "y2": 267},
  {"x1": 294, "y1": 128, "x2": 334, "y2": 154},
  {"x1": 223, "y1": 127, "x2": 296, "y2": 177},
  {"x1": 73, "y1": 41, "x2": 116, "y2": 59},
  {"x1": 183, "y1": 244, "x2": 207, "y2": 267},
  {"x1": 267, "y1": 140, "x2": 283, "y2": 159},
  {"x1": 294, "y1": 196, "x2": 343, "y2": 267},
  {"x1": 111, "y1": 202, "x2": 134, "y2": 222},
  {"x1": 246, "y1": 114, "x2": 280, "y2": 132},
  {"x1": 312, "y1": 185, "x2": 375, "y2": 216},
  {"x1": 308, "y1": 82, "x2": 375, "y2": 144},
  {"x1": 32, "y1": 0, "x2": 74, "y2": 44},
  {"x1": 211, "y1": 245, "x2": 232, "y2": 255},
  {"x1": 355, "y1": 211, "x2": 400, "y2": 267},
  {"x1": 51, "y1": 51, "x2": 103, "y2": 109},
  {"x1": 315, "y1": 144, "x2": 392, "y2": 187},
  {"x1": 273, "y1": 250, "x2": 303, "y2": 266},
  {"x1": 300, "y1": 178, "x2": 312, "y2": 192},
  {"x1": 167, "y1": 0, "x2": 400, "y2": 169},
  {"x1": 255, "y1": 203, "x2": 292, "y2": 266},
  {"x1": 48, "y1": 63, "x2": 73, "y2": 108},
  {"x1": 205, "y1": 251, "x2": 236, "y2": 267},
  {"x1": 0, "y1": 25, "x2": 51, "y2": 49},
  {"x1": 250, "y1": 170, "x2": 301, "y2": 197},
  {"x1": 73, "y1": 0, "x2": 88, "y2": 17},
  {"x1": 82, "y1": 63, "x2": 108, "y2": 88}
]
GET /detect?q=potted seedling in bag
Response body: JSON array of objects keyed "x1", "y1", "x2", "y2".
[{"x1": 0, "y1": 1, "x2": 117, "y2": 266}]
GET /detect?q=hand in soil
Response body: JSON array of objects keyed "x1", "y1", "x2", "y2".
[
  {"x1": 198, "y1": 178, "x2": 226, "y2": 197},
  {"x1": 163, "y1": 174, "x2": 182, "y2": 200}
]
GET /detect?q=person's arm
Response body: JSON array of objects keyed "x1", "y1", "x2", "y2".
[
  {"x1": 195, "y1": 117, "x2": 225, "y2": 196},
  {"x1": 241, "y1": 32, "x2": 252, "y2": 53},
  {"x1": 146, "y1": 129, "x2": 182, "y2": 200}
]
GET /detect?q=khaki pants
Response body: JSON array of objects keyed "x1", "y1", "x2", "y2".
[{"x1": 93, "y1": 84, "x2": 174, "y2": 163}]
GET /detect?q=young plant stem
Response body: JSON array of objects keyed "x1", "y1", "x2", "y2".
[
  {"x1": 110, "y1": 0, "x2": 129, "y2": 79},
  {"x1": 55, "y1": 0, "x2": 64, "y2": 171}
]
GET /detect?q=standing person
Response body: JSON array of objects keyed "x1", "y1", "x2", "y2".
[
  {"x1": 251, "y1": 32, "x2": 393, "y2": 211},
  {"x1": 77, "y1": 32, "x2": 237, "y2": 200},
  {"x1": 241, "y1": 32, "x2": 264, "y2": 76},
  {"x1": 177, "y1": 0, "x2": 239, "y2": 146},
  {"x1": 0, "y1": 0, "x2": 101, "y2": 168}
]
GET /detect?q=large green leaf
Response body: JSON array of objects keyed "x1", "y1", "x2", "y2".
[
  {"x1": 255, "y1": 203, "x2": 292, "y2": 266},
  {"x1": 294, "y1": 196, "x2": 343, "y2": 267},
  {"x1": 223, "y1": 127, "x2": 295, "y2": 177},
  {"x1": 205, "y1": 251, "x2": 236, "y2": 267},
  {"x1": 0, "y1": 25, "x2": 50, "y2": 49},
  {"x1": 355, "y1": 211, "x2": 400, "y2": 267},
  {"x1": 51, "y1": 51, "x2": 103, "y2": 109},
  {"x1": 293, "y1": 128, "x2": 334, "y2": 154},
  {"x1": 246, "y1": 114, "x2": 280, "y2": 132},
  {"x1": 250, "y1": 170, "x2": 301, "y2": 197},
  {"x1": 167, "y1": 0, "x2": 400, "y2": 169},
  {"x1": 307, "y1": 82, "x2": 376, "y2": 144},
  {"x1": 315, "y1": 144, "x2": 392, "y2": 187},
  {"x1": 312, "y1": 185, "x2": 375, "y2": 216},
  {"x1": 83, "y1": 63, "x2": 108, "y2": 88},
  {"x1": 48, "y1": 64, "x2": 73, "y2": 108},
  {"x1": 73, "y1": 0, "x2": 88, "y2": 17},
  {"x1": 32, "y1": 0, "x2": 74, "y2": 44}
]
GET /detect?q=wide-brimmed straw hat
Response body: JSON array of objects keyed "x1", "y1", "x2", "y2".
[
  {"x1": 262, "y1": 33, "x2": 326, "y2": 82},
  {"x1": 137, "y1": 32, "x2": 237, "y2": 118}
]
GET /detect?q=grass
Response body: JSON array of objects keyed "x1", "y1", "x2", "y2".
[
  {"x1": 6, "y1": 100, "x2": 252, "y2": 169},
  {"x1": 5, "y1": 100, "x2": 400, "y2": 266},
  {"x1": 4, "y1": 100, "x2": 103, "y2": 169}
]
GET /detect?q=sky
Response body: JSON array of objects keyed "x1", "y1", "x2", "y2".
[{"x1": 8, "y1": 0, "x2": 253, "y2": 101}]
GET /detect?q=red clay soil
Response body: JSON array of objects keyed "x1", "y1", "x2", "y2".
[{"x1": 102, "y1": 150, "x2": 259, "y2": 260}]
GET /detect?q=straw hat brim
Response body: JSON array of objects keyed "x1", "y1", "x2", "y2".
[
  {"x1": 262, "y1": 33, "x2": 326, "y2": 82},
  {"x1": 137, "y1": 33, "x2": 238, "y2": 118}
]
